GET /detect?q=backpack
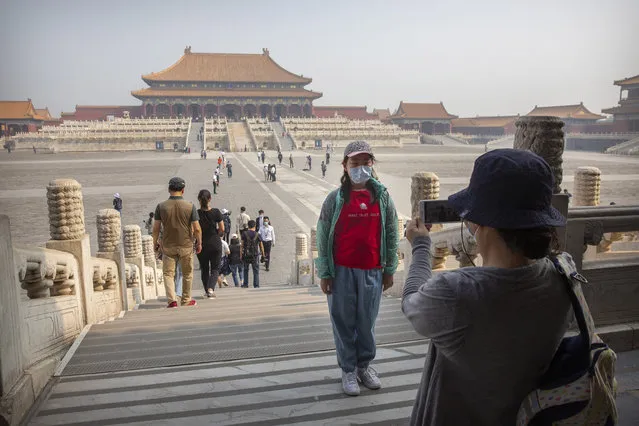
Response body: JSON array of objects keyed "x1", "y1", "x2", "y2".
[
  {"x1": 242, "y1": 231, "x2": 260, "y2": 263},
  {"x1": 517, "y1": 252, "x2": 617, "y2": 426},
  {"x1": 113, "y1": 198, "x2": 122, "y2": 210}
]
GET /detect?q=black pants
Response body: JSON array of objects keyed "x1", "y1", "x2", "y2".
[
  {"x1": 262, "y1": 241, "x2": 272, "y2": 270},
  {"x1": 224, "y1": 230, "x2": 230, "y2": 243},
  {"x1": 197, "y1": 246, "x2": 221, "y2": 292}
]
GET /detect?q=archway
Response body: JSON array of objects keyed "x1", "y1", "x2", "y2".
[
  {"x1": 205, "y1": 104, "x2": 218, "y2": 118},
  {"x1": 259, "y1": 104, "x2": 272, "y2": 119},
  {"x1": 156, "y1": 104, "x2": 170, "y2": 118},
  {"x1": 303, "y1": 104, "x2": 312, "y2": 117},
  {"x1": 173, "y1": 104, "x2": 185, "y2": 117},
  {"x1": 145, "y1": 103, "x2": 153, "y2": 117},
  {"x1": 188, "y1": 104, "x2": 200, "y2": 119},
  {"x1": 288, "y1": 104, "x2": 302, "y2": 117},
  {"x1": 274, "y1": 104, "x2": 286, "y2": 119},
  {"x1": 222, "y1": 104, "x2": 241, "y2": 120},
  {"x1": 244, "y1": 104, "x2": 257, "y2": 118}
]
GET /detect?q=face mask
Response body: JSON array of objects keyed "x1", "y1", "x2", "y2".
[
  {"x1": 463, "y1": 222, "x2": 478, "y2": 245},
  {"x1": 264, "y1": 221, "x2": 269, "y2": 225},
  {"x1": 349, "y1": 165, "x2": 372, "y2": 184}
]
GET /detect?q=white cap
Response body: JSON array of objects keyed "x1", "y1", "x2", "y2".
[{"x1": 114, "y1": 193, "x2": 120, "y2": 198}]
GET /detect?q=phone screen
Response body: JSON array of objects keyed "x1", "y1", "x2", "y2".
[{"x1": 420, "y1": 200, "x2": 461, "y2": 224}]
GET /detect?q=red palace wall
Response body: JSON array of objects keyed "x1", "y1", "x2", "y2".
[{"x1": 65, "y1": 106, "x2": 142, "y2": 121}]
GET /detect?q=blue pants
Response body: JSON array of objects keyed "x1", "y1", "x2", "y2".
[
  {"x1": 327, "y1": 265, "x2": 383, "y2": 373},
  {"x1": 243, "y1": 260, "x2": 259, "y2": 288},
  {"x1": 230, "y1": 263, "x2": 243, "y2": 287}
]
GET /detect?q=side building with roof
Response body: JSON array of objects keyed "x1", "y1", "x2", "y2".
[
  {"x1": 313, "y1": 106, "x2": 378, "y2": 120},
  {"x1": 525, "y1": 102, "x2": 608, "y2": 133},
  {"x1": 0, "y1": 100, "x2": 48, "y2": 136},
  {"x1": 390, "y1": 102, "x2": 457, "y2": 134},
  {"x1": 602, "y1": 74, "x2": 639, "y2": 132},
  {"x1": 131, "y1": 47, "x2": 322, "y2": 120}
]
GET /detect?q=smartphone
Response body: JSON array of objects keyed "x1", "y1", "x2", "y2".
[{"x1": 419, "y1": 200, "x2": 461, "y2": 224}]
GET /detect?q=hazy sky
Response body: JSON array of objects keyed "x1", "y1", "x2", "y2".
[{"x1": 1, "y1": 0, "x2": 637, "y2": 118}]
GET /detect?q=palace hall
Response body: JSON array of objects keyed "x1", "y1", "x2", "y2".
[{"x1": 131, "y1": 47, "x2": 322, "y2": 120}]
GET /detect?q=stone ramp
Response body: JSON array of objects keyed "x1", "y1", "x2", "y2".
[
  {"x1": 271, "y1": 120, "x2": 295, "y2": 151},
  {"x1": 59, "y1": 286, "x2": 424, "y2": 376},
  {"x1": 31, "y1": 340, "x2": 426, "y2": 425}
]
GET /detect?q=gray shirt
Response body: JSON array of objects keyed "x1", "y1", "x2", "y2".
[{"x1": 402, "y1": 236, "x2": 571, "y2": 425}]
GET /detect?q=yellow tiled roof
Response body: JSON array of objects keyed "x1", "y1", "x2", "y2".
[{"x1": 131, "y1": 88, "x2": 322, "y2": 99}]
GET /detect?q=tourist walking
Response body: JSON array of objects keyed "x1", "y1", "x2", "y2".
[
  {"x1": 227, "y1": 160, "x2": 233, "y2": 177},
  {"x1": 153, "y1": 177, "x2": 201, "y2": 308},
  {"x1": 315, "y1": 140, "x2": 398, "y2": 396},
  {"x1": 143, "y1": 212, "x2": 154, "y2": 235},
  {"x1": 261, "y1": 150, "x2": 266, "y2": 164},
  {"x1": 326, "y1": 150, "x2": 330, "y2": 165},
  {"x1": 217, "y1": 236, "x2": 231, "y2": 288},
  {"x1": 270, "y1": 164, "x2": 277, "y2": 182},
  {"x1": 256, "y1": 209, "x2": 265, "y2": 233},
  {"x1": 236, "y1": 206, "x2": 250, "y2": 234},
  {"x1": 289, "y1": 153, "x2": 294, "y2": 168},
  {"x1": 212, "y1": 171, "x2": 219, "y2": 194},
  {"x1": 221, "y1": 208, "x2": 232, "y2": 243},
  {"x1": 228, "y1": 234, "x2": 243, "y2": 287},
  {"x1": 263, "y1": 164, "x2": 269, "y2": 181},
  {"x1": 321, "y1": 161, "x2": 327, "y2": 178},
  {"x1": 403, "y1": 149, "x2": 572, "y2": 425},
  {"x1": 258, "y1": 216, "x2": 275, "y2": 271},
  {"x1": 241, "y1": 220, "x2": 263, "y2": 288},
  {"x1": 196, "y1": 189, "x2": 224, "y2": 298},
  {"x1": 217, "y1": 156, "x2": 223, "y2": 168},
  {"x1": 278, "y1": 151, "x2": 283, "y2": 165},
  {"x1": 113, "y1": 193, "x2": 123, "y2": 215}
]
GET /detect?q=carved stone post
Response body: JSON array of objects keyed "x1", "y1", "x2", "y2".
[
  {"x1": 123, "y1": 225, "x2": 145, "y2": 303},
  {"x1": 573, "y1": 167, "x2": 601, "y2": 207},
  {"x1": 293, "y1": 233, "x2": 312, "y2": 285},
  {"x1": 45, "y1": 179, "x2": 93, "y2": 324},
  {"x1": 514, "y1": 116, "x2": 565, "y2": 193},
  {"x1": 141, "y1": 235, "x2": 160, "y2": 298},
  {"x1": 0, "y1": 215, "x2": 27, "y2": 425},
  {"x1": 411, "y1": 172, "x2": 447, "y2": 268},
  {"x1": 95, "y1": 208, "x2": 127, "y2": 311}
]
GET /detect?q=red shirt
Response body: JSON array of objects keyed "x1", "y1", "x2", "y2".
[{"x1": 334, "y1": 189, "x2": 381, "y2": 270}]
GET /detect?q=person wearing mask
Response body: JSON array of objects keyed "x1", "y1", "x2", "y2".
[
  {"x1": 196, "y1": 189, "x2": 224, "y2": 298},
  {"x1": 236, "y1": 206, "x2": 250, "y2": 234},
  {"x1": 153, "y1": 177, "x2": 201, "y2": 308},
  {"x1": 258, "y1": 216, "x2": 275, "y2": 271},
  {"x1": 113, "y1": 193, "x2": 123, "y2": 215},
  {"x1": 403, "y1": 149, "x2": 571, "y2": 425},
  {"x1": 315, "y1": 140, "x2": 398, "y2": 396},
  {"x1": 241, "y1": 220, "x2": 263, "y2": 288},
  {"x1": 228, "y1": 234, "x2": 243, "y2": 287}
]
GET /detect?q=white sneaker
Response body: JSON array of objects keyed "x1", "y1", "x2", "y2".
[
  {"x1": 341, "y1": 370, "x2": 360, "y2": 396},
  {"x1": 357, "y1": 366, "x2": 381, "y2": 390}
]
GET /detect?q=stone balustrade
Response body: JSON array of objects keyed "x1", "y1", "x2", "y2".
[
  {"x1": 1, "y1": 175, "x2": 163, "y2": 424},
  {"x1": 14, "y1": 247, "x2": 78, "y2": 299}
]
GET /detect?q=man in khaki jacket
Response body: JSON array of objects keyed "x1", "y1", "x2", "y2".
[{"x1": 153, "y1": 177, "x2": 202, "y2": 308}]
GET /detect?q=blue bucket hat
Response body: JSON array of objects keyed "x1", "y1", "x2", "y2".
[{"x1": 448, "y1": 149, "x2": 566, "y2": 229}]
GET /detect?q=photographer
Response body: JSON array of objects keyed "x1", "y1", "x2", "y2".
[{"x1": 403, "y1": 149, "x2": 571, "y2": 425}]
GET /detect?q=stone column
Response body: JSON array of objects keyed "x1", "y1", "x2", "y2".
[
  {"x1": 573, "y1": 167, "x2": 601, "y2": 207},
  {"x1": 95, "y1": 208, "x2": 127, "y2": 311},
  {"x1": 514, "y1": 116, "x2": 565, "y2": 193},
  {"x1": 0, "y1": 215, "x2": 27, "y2": 424},
  {"x1": 45, "y1": 179, "x2": 93, "y2": 324},
  {"x1": 169, "y1": 104, "x2": 173, "y2": 117},
  {"x1": 141, "y1": 104, "x2": 147, "y2": 117},
  {"x1": 292, "y1": 233, "x2": 312, "y2": 285},
  {"x1": 410, "y1": 172, "x2": 447, "y2": 269},
  {"x1": 141, "y1": 235, "x2": 159, "y2": 298},
  {"x1": 123, "y1": 225, "x2": 145, "y2": 303},
  {"x1": 152, "y1": 105, "x2": 157, "y2": 117}
]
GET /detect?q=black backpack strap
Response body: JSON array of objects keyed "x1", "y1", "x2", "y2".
[{"x1": 549, "y1": 253, "x2": 595, "y2": 350}]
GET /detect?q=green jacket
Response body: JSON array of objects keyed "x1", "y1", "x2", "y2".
[{"x1": 315, "y1": 178, "x2": 399, "y2": 279}]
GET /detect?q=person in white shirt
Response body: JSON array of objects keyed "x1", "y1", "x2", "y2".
[
  {"x1": 217, "y1": 237, "x2": 231, "y2": 287},
  {"x1": 236, "y1": 206, "x2": 250, "y2": 234},
  {"x1": 258, "y1": 216, "x2": 275, "y2": 271}
]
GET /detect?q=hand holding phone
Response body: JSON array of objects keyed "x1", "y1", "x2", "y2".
[{"x1": 419, "y1": 200, "x2": 461, "y2": 224}]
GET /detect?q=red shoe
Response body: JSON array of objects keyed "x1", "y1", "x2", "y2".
[
  {"x1": 184, "y1": 299, "x2": 197, "y2": 307},
  {"x1": 167, "y1": 301, "x2": 178, "y2": 308}
]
